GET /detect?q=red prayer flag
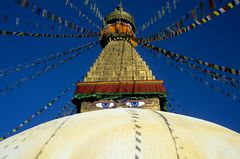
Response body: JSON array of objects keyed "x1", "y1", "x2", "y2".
[
  {"x1": 209, "y1": 0, "x2": 215, "y2": 10},
  {"x1": 21, "y1": 0, "x2": 29, "y2": 8}
]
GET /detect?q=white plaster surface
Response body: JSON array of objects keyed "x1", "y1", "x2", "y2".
[{"x1": 0, "y1": 108, "x2": 239, "y2": 159}]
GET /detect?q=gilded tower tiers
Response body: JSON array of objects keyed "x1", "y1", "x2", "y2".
[
  {"x1": 84, "y1": 40, "x2": 155, "y2": 82},
  {"x1": 72, "y1": 6, "x2": 167, "y2": 113}
]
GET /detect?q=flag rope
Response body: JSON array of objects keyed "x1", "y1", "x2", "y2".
[
  {"x1": 0, "y1": 82, "x2": 76, "y2": 142},
  {"x1": 141, "y1": 43, "x2": 240, "y2": 76},
  {"x1": 140, "y1": 0, "x2": 240, "y2": 42},
  {"x1": 0, "y1": 42, "x2": 98, "y2": 78},
  {"x1": 65, "y1": 0, "x2": 101, "y2": 30},
  {"x1": 157, "y1": 55, "x2": 240, "y2": 103},
  {"x1": 167, "y1": 93, "x2": 188, "y2": 115},
  {"x1": 0, "y1": 43, "x2": 98, "y2": 96},
  {"x1": 55, "y1": 101, "x2": 73, "y2": 119},
  {"x1": 15, "y1": 0, "x2": 96, "y2": 34},
  {"x1": 143, "y1": 44, "x2": 240, "y2": 90},
  {"x1": 83, "y1": 0, "x2": 104, "y2": 23},
  {"x1": 149, "y1": 47, "x2": 240, "y2": 90},
  {"x1": 166, "y1": 102, "x2": 177, "y2": 113},
  {"x1": 138, "y1": 0, "x2": 181, "y2": 33},
  {"x1": 0, "y1": 29, "x2": 99, "y2": 38}
]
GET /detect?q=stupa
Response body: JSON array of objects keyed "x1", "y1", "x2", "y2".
[{"x1": 0, "y1": 5, "x2": 239, "y2": 159}]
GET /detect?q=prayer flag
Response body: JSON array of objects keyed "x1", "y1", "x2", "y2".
[
  {"x1": 162, "y1": 6, "x2": 165, "y2": 16},
  {"x1": 209, "y1": 0, "x2": 215, "y2": 10},
  {"x1": 84, "y1": 0, "x2": 89, "y2": 5},
  {"x1": 157, "y1": 11, "x2": 162, "y2": 19},
  {"x1": 93, "y1": 3, "x2": 96, "y2": 13},
  {"x1": 173, "y1": 0, "x2": 177, "y2": 9},
  {"x1": 200, "y1": 1, "x2": 205, "y2": 17},
  {"x1": 166, "y1": 1, "x2": 171, "y2": 13},
  {"x1": 150, "y1": 17, "x2": 154, "y2": 24},
  {"x1": 65, "y1": 0, "x2": 69, "y2": 5},
  {"x1": 16, "y1": 17, "x2": 20, "y2": 25},
  {"x1": 192, "y1": 8, "x2": 198, "y2": 20},
  {"x1": 179, "y1": 19, "x2": 184, "y2": 27},
  {"x1": 21, "y1": 0, "x2": 29, "y2": 8},
  {"x1": 42, "y1": 9, "x2": 47, "y2": 17},
  {"x1": 32, "y1": 4, "x2": 38, "y2": 12}
]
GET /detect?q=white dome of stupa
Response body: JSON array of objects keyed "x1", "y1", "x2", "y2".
[{"x1": 0, "y1": 108, "x2": 239, "y2": 159}]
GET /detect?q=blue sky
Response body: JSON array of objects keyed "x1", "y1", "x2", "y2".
[{"x1": 0, "y1": 0, "x2": 239, "y2": 138}]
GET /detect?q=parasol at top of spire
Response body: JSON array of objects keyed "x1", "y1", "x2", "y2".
[{"x1": 104, "y1": 4, "x2": 136, "y2": 32}]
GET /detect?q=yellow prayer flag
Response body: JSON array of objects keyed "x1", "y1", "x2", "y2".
[
  {"x1": 213, "y1": 11, "x2": 220, "y2": 16},
  {"x1": 18, "y1": 32, "x2": 24, "y2": 36},
  {"x1": 213, "y1": 65, "x2": 219, "y2": 70},
  {"x1": 202, "y1": 18, "x2": 207, "y2": 23},
  {"x1": 227, "y1": 2, "x2": 234, "y2": 8},
  {"x1": 231, "y1": 69, "x2": 236, "y2": 74}
]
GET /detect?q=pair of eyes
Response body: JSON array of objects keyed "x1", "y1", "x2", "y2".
[{"x1": 95, "y1": 102, "x2": 145, "y2": 108}]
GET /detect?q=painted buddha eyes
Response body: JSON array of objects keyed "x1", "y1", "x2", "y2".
[
  {"x1": 125, "y1": 101, "x2": 145, "y2": 107},
  {"x1": 95, "y1": 101, "x2": 145, "y2": 108},
  {"x1": 96, "y1": 102, "x2": 115, "y2": 108}
]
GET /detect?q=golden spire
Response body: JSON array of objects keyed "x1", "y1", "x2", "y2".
[
  {"x1": 85, "y1": 6, "x2": 155, "y2": 82},
  {"x1": 84, "y1": 40, "x2": 155, "y2": 82}
]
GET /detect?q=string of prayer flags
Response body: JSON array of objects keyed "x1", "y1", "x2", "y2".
[
  {"x1": 147, "y1": 43, "x2": 240, "y2": 90},
  {"x1": 0, "y1": 29, "x2": 99, "y2": 38},
  {"x1": 1, "y1": 15, "x2": 60, "y2": 32},
  {"x1": 186, "y1": 61, "x2": 240, "y2": 90},
  {"x1": 0, "y1": 42, "x2": 97, "y2": 78},
  {"x1": 0, "y1": 82, "x2": 76, "y2": 142},
  {"x1": 160, "y1": 56, "x2": 240, "y2": 103},
  {"x1": 55, "y1": 101, "x2": 72, "y2": 119},
  {"x1": 84, "y1": 0, "x2": 104, "y2": 23},
  {"x1": 63, "y1": 105, "x2": 76, "y2": 117},
  {"x1": 69, "y1": 107, "x2": 77, "y2": 116},
  {"x1": 65, "y1": 0, "x2": 101, "y2": 29},
  {"x1": 140, "y1": 0, "x2": 239, "y2": 42},
  {"x1": 167, "y1": 94, "x2": 188, "y2": 115},
  {"x1": 139, "y1": 0, "x2": 181, "y2": 32},
  {"x1": 56, "y1": 99, "x2": 78, "y2": 119},
  {"x1": 167, "y1": 92, "x2": 188, "y2": 115},
  {"x1": 62, "y1": 106, "x2": 77, "y2": 117},
  {"x1": 15, "y1": 0, "x2": 95, "y2": 34},
  {"x1": 0, "y1": 43, "x2": 98, "y2": 96},
  {"x1": 141, "y1": 42, "x2": 240, "y2": 77},
  {"x1": 170, "y1": 52, "x2": 240, "y2": 90},
  {"x1": 166, "y1": 102, "x2": 177, "y2": 113}
]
